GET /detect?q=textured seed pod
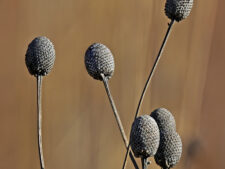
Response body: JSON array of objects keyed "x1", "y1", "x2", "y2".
[
  {"x1": 150, "y1": 108, "x2": 176, "y2": 133},
  {"x1": 85, "y1": 43, "x2": 115, "y2": 80},
  {"x1": 25, "y1": 36, "x2": 56, "y2": 76},
  {"x1": 130, "y1": 115, "x2": 160, "y2": 158},
  {"x1": 154, "y1": 132, "x2": 182, "y2": 169},
  {"x1": 165, "y1": 0, "x2": 194, "y2": 22}
]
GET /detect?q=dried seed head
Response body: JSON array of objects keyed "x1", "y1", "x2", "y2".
[
  {"x1": 130, "y1": 115, "x2": 160, "y2": 158},
  {"x1": 150, "y1": 108, "x2": 176, "y2": 133},
  {"x1": 85, "y1": 43, "x2": 115, "y2": 81},
  {"x1": 25, "y1": 36, "x2": 56, "y2": 76},
  {"x1": 154, "y1": 132, "x2": 182, "y2": 169},
  {"x1": 165, "y1": 0, "x2": 194, "y2": 22}
]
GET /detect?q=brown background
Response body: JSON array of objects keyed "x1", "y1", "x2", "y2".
[{"x1": 0, "y1": 0, "x2": 224, "y2": 169}]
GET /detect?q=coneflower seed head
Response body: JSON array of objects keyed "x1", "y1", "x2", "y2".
[
  {"x1": 150, "y1": 108, "x2": 176, "y2": 133},
  {"x1": 130, "y1": 115, "x2": 160, "y2": 158},
  {"x1": 85, "y1": 43, "x2": 115, "y2": 81},
  {"x1": 165, "y1": 0, "x2": 194, "y2": 22},
  {"x1": 25, "y1": 36, "x2": 56, "y2": 76},
  {"x1": 154, "y1": 132, "x2": 182, "y2": 169}
]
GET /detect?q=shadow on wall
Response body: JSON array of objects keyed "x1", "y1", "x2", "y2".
[{"x1": 0, "y1": 0, "x2": 224, "y2": 169}]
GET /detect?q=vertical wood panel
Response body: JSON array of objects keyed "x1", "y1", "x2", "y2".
[{"x1": 0, "y1": 0, "x2": 223, "y2": 169}]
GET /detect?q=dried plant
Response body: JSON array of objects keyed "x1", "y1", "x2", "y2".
[
  {"x1": 25, "y1": 36, "x2": 56, "y2": 169},
  {"x1": 24, "y1": 1, "x2": 194, "y2": 169},
  {"x1": 154, "y1": 131, "x2": 182, "y2": 169},
  {"x1": 151, "y1": 108, "x2": 182, "y2": 169},
  {"x1": 150, "y1": 108, "x2": 176, "y2": 133},
  {"x1": 130, "y1": 115, "x2": 160, "y2": 168},
  {"x1": 84, "y1": 43, "x2": 138, "y2": 168},
  {"x1": 121, "y1": 0, "x2": 194, "y2": 168}
]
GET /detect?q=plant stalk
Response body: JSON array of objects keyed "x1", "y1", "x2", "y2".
[
  {"x1": 101, "y1": 74, "x2": 139, "y2": 169},
  {"x1": 141, "y1": 158, "x2": 148, "y2": 169},
  {"x1": 122, "y1": 19, "x2": 175, "y2": 169},
  {"x1": 37, "y1": 76, "x2": 45, "y2": 169}
]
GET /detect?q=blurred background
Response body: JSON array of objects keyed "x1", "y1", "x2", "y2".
[{"x1": 0, "y1": 0, "x2": 224, "y2": 169}]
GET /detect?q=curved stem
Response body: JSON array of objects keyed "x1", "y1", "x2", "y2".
[
  {"x1": 122, "y1": 19, "x2": 175, "y2": 169},
  {"x1": 101, "y1": 74, "x2": 139, "y2": 169},
  {"x1": 141, "y1": 158, "x2": 148, "y2": 169},
  {"x1": 135, "y1": 19, "x2": 174, "y2": 121},
  {"x1": 37, "y1": 76, "x2": 45, "y2": 169}
]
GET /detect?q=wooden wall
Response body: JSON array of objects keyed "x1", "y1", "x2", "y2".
[{"x1": 0, "y1": 0, "x2": 224, "y2": 169}]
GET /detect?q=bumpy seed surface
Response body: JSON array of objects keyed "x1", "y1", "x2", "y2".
[
  {"x1": 150, "y1": 108, "x2": 176, "y2": 133},
  {"x1": 165, "y1": 0, "x2": 194, "y2": 22},
  {"x1": 155, "y1": 132, "x2": 182, "y2": 169},
  {"x1": 130, "y1": 115, "x2": 160, "y2": 158},
  {"x1": 85, "y1": 43, "x2": 115, "y2": 80},
  {"x1": 25, "y1": 36, "x2": 56, "y2": 76}
]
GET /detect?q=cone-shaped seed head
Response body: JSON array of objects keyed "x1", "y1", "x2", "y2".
[
  {"x1": 130, "y1": 115, "x2": 160, "y2": 158},
  {"x1": 85, "y1": 43, "x2": 115, "y2": 80},
  {"x1": 150, "y1": 108, "x2": 176, "y2": 133},
  {"x1": 25, "y1": 36, "x2": 56, "y2": 76},
  {"x1": 155, "y1": 132, "x2": 182, "y2": 169},
  {"x1": 165, "y1": 0, "x2": 194, "y2": 22}
]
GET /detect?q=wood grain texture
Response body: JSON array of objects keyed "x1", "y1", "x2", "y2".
[{"x1": 0, "y1": 0, "x2": 223, "y2": 169}]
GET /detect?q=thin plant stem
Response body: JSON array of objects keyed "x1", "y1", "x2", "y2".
[
  {"x1": 100, "y1": 73, "x2": 139, "y2": 169},
  {"x1": 163, "y1": 167, "x2": 170, "y2": 169},
  {"x1": 141, "y1": 158, "x2": 148, "y2": 169},
  {"x1": 129, "y1": 152, "x2": 139, "y2": 169},
  {"x1": 37, "y1": 76, "x2": 45, "y2": 169},
  {"x1": 135, "y1": 19, "x2": 175, "y2": 121},
  {"x1": 122, "y1": 19, "x2": 175, "y2": 169}
]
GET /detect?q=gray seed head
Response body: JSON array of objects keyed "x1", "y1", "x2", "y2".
[
  {"x1": 165, "y1": 0, "x2": 194, "y2": 22},
  {"x1": 154, "y1": 132, "x2": 182, "y2": 169},
  {"x1": 150, "y1": 108, "x2": 176, "y2": 133},
  {"x1": 25, "y1": 36, "x2": 56, "y2": 76},
  {"x1": 85, "y1": 43, "x2": 115, "y2": 81},
  {"x1": 130, "y1": 115, "x2": 160, "y2": 158}
]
